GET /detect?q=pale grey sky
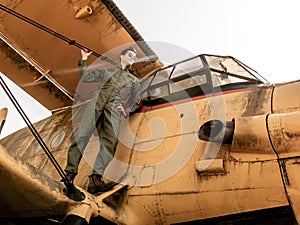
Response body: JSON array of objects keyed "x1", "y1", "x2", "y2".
[
  {"x1": 1, "y1": 0, "x2": 300, "y2": 138},
  {"x1": 0, "y1": 74, "x2": 51, "y2": 138},
  {"x1": 115, "y1": 0, "x2": 300, "y2": 83}
]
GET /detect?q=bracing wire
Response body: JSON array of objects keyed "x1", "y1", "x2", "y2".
[
  {"x1": 0, "y1": 74, "x2": 70, "y2": 182},
  {"x1": 0, "y1": 76, "x2": 85, "y2": 200},
  {"x1": 0, "y1": 3, "x2": 117, "y2": 182},
  {"x1": 0, "y1": 4, "x2": 105, "y2": 200}
]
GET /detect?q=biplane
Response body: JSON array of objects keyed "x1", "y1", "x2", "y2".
[{"x1": 0, "y1": 1, "x2": 300, "y2": 225}]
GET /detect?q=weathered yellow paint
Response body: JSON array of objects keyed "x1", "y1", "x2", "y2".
[
  {"x1": 0, "y1": 0, "x2": 162, "y2": 110},
  {"x1": 110, "y1": 84, "x2": 289, "y2": 224},
  {"x1": 1, "y1": 0, "x2": 299, "y2": 223},
  {"x1": 1, "y1": 67, "x2": 299, "y2": 224},
  {"x1": 272, "y1": 81, "x2": 300, "y2": 113},
  {"x1": 0, "y1": 107, "x2": 8, "y2": 136},
  {"x1": 279, "y1": 159, "x2": 300, "y2": 224},
  {"x1": 267, "y1": 111, "x2": 300, "y2": 223},
  {"x1": 195, "y1": 158, "x2": 226, "y2": 174},
  {"x1": 0, "y1": 144, "x2": 74, "y2": 217},
  {"x1": 268, "y1": 111, "x2": 300, "y2": 157},
  {"x1": 231, "y1": 115, "x2": 276, "y2": 160}
]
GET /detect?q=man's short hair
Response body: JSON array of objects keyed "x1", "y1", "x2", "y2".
[{"x1": 120, "y1": 47, "x2": 137, "y2": 56}]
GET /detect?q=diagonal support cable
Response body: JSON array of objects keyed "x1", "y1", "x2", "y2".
[{"x1": 0, "y1": 74, "x2": 84, "y2": 201}]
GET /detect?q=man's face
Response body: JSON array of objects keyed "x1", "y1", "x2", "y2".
[{"x1": 120, "y1": 50, "x2": 137, "y2": 66}]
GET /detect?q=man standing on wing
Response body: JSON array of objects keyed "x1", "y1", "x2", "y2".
[{"x1": 64, "y1": 47, "x2": 140, "y2": 194}]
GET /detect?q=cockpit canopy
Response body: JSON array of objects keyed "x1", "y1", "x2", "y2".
[{"x1": 140, "y1": 54, "x2": 268, "y2": 105}]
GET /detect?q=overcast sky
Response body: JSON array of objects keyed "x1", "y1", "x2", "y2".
[
  {"x1": 0, "y1": 74, "x2": 51, "y2": 139},
  {"x1": 115, "y1": 0, "x2": 300, "y2": 83},
  {"x1": 1, "y1": 0, "x2": 300, "y2": 138}
]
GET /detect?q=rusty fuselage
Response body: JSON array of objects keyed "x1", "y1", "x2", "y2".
[{"x1": 1, "y1": 54, "x2": 300, "y2": 224}]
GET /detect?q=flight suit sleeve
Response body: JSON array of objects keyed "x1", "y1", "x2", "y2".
[{"x1": 78, "y1": 60, "x2": 104, "y2": 82}]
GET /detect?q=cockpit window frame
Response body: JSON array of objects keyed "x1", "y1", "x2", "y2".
[
  {"x1": 140, "y1": 54, "x2": 267, "y2": 106},
  {"x1": 140, "y1": 55, "x2": 212, "y2": 104}
]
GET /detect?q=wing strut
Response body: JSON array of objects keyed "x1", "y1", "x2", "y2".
[
  {"x1": 0, "y1": 74, "x2": 85, "y2": 202},
  {"x1": 0, "y1": 32, "x2": 75, "y2": 101}
]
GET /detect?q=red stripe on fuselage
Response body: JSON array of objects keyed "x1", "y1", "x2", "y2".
[{"x1": 139, "y1": 87, "x2": 255, "y2": 112}]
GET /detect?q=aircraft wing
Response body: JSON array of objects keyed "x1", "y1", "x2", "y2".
[
  {"x1": 0, "y1": 143, "x2": 74, "y2": 218},
  {"x1": 0, "y1": 0, "x2": 162, "y2": 111}
]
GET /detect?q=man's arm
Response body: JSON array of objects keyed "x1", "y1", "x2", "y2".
[{"x1": 78, "y1": 49, "x2": 104, "y2": 82}]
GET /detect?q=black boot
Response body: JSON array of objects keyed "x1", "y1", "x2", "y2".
[
  {"x1": 61, "y1": 171, "x2": 77, "y2": 183},
  {"x1": 87, "y1": 174, "x2": 117, "y2": 194}
]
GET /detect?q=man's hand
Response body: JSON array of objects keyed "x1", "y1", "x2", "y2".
[
  {"x1": 116, "y1": 104, "x2": 127, "y2": 117},
  {"x1": 81, "y1": 49, "x2": 92, "y2": 60}
]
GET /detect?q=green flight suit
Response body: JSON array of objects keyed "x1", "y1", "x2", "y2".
[{"x1": 65, "y1": 60, "x2": 140, "y2": 176}]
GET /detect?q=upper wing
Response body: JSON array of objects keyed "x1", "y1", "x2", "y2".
[{"x1": 0, "y1": 0, "x2": 162, "y2": 111}]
